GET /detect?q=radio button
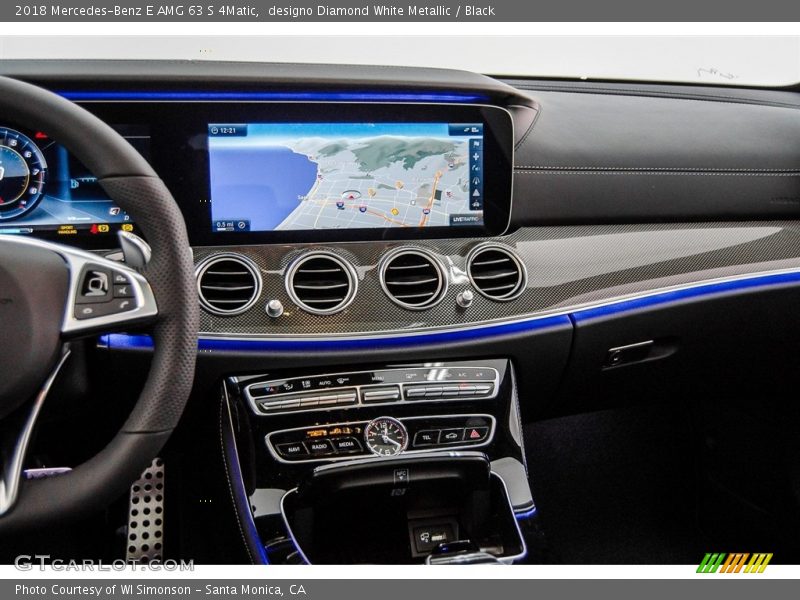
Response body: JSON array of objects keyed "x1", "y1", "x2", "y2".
[{"x1": 308, "y1": 440, "x2": 335, "y2": 456}]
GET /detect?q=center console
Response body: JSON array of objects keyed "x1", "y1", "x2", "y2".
[{"x1": 222, "y1": 358, "x2": 533, "y2": 564}]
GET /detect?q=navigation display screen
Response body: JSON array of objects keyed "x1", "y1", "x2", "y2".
[{"x1": 207, "y1": 122, "x2": 485, "y2": 232}]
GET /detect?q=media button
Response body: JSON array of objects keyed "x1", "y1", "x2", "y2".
[{"x1": 331, "y1": 437, "x2": 362, "y2": 454}]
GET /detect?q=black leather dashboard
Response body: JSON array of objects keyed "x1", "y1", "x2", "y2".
[{"x1": 508, "y1": 85, "x2": 800, "y2": 225}]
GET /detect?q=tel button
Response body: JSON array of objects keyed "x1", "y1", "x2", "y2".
[{"x1": 413, "y1": 430, "x2": 440, "y2": 448}]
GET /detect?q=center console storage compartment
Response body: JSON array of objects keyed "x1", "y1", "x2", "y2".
[{"x1": 281, "y1": 452, "x2": 525, "y2": 564}]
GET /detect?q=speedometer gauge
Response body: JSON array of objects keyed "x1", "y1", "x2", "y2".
[
  {"x1": 0, "y1": 127, "x2": 47, "y2": 221},
  {"x1": 364, "y1": 416, "x2": 409, "y2": 457}
]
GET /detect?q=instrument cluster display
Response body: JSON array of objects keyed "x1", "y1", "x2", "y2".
[
  {"x1": 0, "y1": 125, "x2": 145, "y2": 243},
  {"x1": 0, "y1": 101, "x2": 513, "y2": 248}
]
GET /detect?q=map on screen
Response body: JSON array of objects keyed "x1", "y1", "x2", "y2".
[{"x1": 207, "y1": 122, "x2": 485, "y2": 232}]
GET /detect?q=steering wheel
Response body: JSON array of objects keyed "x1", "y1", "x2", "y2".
[{"x1": 0, "y1": 77, "x2": 198, "y2": 532}]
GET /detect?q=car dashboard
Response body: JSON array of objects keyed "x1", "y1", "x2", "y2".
[{"x1": 3, "y1": 60, "x2": 800, "y2": 565}]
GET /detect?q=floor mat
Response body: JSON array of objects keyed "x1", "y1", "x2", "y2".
[{"x1": 522, "y1": 402, "x2": 703, "y2": 564}]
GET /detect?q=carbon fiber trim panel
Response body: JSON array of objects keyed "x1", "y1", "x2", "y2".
[{"x1": 192, "y1": 222, "x2": 800, "y2": 337}]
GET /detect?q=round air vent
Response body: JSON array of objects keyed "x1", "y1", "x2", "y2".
[
  {"x1": 467, "y1": 245, "x2": 526, "y2": 301},
  {"x1": 380, "y1": 248, "x2": 447, "y2": 310},
  {"x1": 286, "y1": 252, "x2": 357, "y2": 315},
  {"x1": 195, "y1": 254, "x2": 262, "y2": 316}
]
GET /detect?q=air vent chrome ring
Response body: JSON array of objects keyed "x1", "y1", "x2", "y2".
[
  {"x1": 285, "y1": 251, "x2": 358, "y2": 315},
  {"x1": 379, "y1": 247, "x2": 448, "y2": 310},
  {"x1": 195, "y1": 253, "x2": 262, "y2": 316},
  {"x1": 467, "y1": 243, "x2": 527, "y2": 301}
]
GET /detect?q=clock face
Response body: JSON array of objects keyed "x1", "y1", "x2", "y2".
[{"x1": 364, "y1": 416, "x2": 409, "y2": 457}]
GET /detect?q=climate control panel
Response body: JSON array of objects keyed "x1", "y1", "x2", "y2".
[{"x1": 245, "y1": 363, "x2": 501, "y2": 416}]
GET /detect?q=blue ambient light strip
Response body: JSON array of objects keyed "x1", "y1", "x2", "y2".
[
  {"x1": 58, "y1": 90, "x2": 489, "y2": 104},
  {"x1": 99, "y1": 269, "x2": 800, "y2": 352},
  {"x1": 100, "y1": 314, "x2": 571, "y2": 352}
]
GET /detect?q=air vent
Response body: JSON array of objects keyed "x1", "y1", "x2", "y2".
[
  {"x1": 467, "y1": 245, "x2": 526, "y2": 301},
  {"x1": 196, "y1": 254, "x2": 262, "y2": 316},
  {"x1": 286, "y1": 252, "x2": 357, "y2": 315},
  {"x1": 380, "y1": 249, "x2": 447, "y2": 310}
]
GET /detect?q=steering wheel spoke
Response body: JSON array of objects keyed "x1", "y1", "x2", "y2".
[
  {"x1": 0, "y1": 75, "x2": 196, "y2": 533},
  {"x1": 0, "y1": 349, "x2": 71, "y2": 517},
  {"x1": 2, "y1": 235, "x2": 158, "y2": 338}
]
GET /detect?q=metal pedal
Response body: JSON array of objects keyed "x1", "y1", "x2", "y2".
[{"x1": 125, "y1": 458, "x2": 165, "y2": 563}]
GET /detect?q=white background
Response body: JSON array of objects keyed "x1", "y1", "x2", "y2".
[{"x1": 1, "y1": 29, "x2": 799, "y2": 86}]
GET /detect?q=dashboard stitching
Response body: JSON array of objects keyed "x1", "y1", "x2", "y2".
[{"x1": 513, "y1": 103, "x2": 541, "y2": 151}]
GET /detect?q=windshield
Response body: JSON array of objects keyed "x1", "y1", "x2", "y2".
[{"x1": 3, "y1": 34, "x2": 798, "y2": 87}]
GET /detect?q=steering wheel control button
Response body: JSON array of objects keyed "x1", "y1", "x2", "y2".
[
  {"x1": 76, "y1": 265, "x2": 112, "y2": 303},
  {"x1": 331, "y1": 437, "x2": 362, "y2": 454},
  {"x1": 276, "y1": 442, "x2": 308, "y2": 458},
  {"x1": 113, "y1": 283, "x2": 134, "y2": 298},
  {"x1": 112, "y1": 272, "x2": 131, "y2": 285},
  {"x1": 440, "y1": 428, "x2": 465, "y2": 444},
  {"x1": 413, "y1": 430, "x2": 441, "y2": 447}
]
